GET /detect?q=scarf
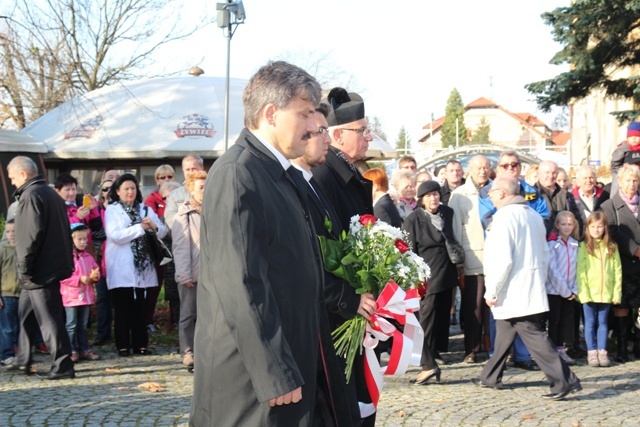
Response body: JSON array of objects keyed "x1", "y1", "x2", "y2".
[
  {"x1": 619, "y1": 190, "x2": 639, "y2": 216},
  {"x1": 399, "y1": 197, "x2": 417, "y2": 210},
  {"x1": 119, "y1": 201, "x2": 151, "y2": 273},
  {"x1": 333, "y1": 147, "x2": 358, "y2": 174},
  {"x1": 423, "y1": 208, "x2": 443, "y2": 231}
]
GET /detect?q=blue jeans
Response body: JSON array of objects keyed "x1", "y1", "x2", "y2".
[
  {"x1": 0, "y1": 296, "x2": 19, "y2": 359},
  {"x1": 95, "y1": 277, "x2": 112, "y2": 340},
  {"x1": 489, "y1": 310, "x2": 532, "y2": 362},
  {"x1": 582, "y1": 302, "x2": 610, "y2": 351},
  {"x1": 65, "y1": 305, "x2": 91, "y2": 354}
]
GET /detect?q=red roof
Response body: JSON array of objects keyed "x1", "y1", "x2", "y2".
[{"x1": 552, "y1": 131, "x2": 570, "y2": 146}]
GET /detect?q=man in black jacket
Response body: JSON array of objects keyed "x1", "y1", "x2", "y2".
[{"x1": 4, "y1": 156, "x2": 75, "y2": 379}]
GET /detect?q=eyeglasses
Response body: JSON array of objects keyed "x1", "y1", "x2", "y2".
[
  {"x1": 157, "y1": 175, "x2": 174, "y2": 180},
  {"x1": 498, "y1": 162, "x2": 520, "y2": 170},
  {"x1": 101, "y1": 187, "x2": 111, "y2": 192},
  {"x1": 311, "y1": 127, "x2": 329, "y2": 136},
  {"x1": 340, "y1": 127, "x2": 371, "y2": 137}
]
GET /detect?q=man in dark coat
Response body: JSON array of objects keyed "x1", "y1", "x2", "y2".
[
  {"x1": 3, "y1": 156, "x2": 74, "y2": 379},
  {"x1": 312, "y1": 88, "x2": 376, "y2": 426},
  {"x1": 535, "y1": 160, "x2": 583, "y2": 237},
  {"x1": 190, "y1": 61, "x2": 352, "y2": 426}
]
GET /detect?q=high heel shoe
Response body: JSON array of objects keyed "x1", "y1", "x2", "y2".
[{"x1": 414, "y1": 367, "x2": 441, "y2": 385}]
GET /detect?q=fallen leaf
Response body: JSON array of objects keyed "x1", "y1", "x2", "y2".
[
  {"x1": 571, "y1": 423, "x2": 582, "y2": 427},
  {"x1": 137, "y1": 382, "x2": 165, "y2": 392},
  {"x1": 521, "y1": 414, "x2": 535, "y2": 420},
  {"x1": 115, "y1": 387, "x2": 129, "y2": 390},
  {"x1": 105, "y1": 368, "x2": 121, "y2": 373},
  {"x1": 397, "y1": 411, "x2": 406, "y2": 418}
]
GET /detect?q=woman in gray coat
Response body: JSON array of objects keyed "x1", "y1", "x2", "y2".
[{"x1": 171, "y1": 170, "x2": 207, "y2": 370}]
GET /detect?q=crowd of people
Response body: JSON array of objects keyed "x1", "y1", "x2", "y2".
[{"x1": 0, "y1": 59, "x2": 639, "y2": 426}]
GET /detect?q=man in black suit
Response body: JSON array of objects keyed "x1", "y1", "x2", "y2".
[
  {"x1": 312, "y1": 88, "x2": 376, "y2": 426},
  {"x1": 4, "y1": 156, "x2": 75, "y2": 380},
  {"x1": 191, "y1": 61, "x2": 354, "y2": 426}
]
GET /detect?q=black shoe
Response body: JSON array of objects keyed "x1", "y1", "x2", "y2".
[
  {"x1": 93, "y1": 336, "x2": 111, "y2": 346},
  {"x1": 118, "y1": 349, "x2": 130, "y2": 357},
  {"x1": 2, "y1": 363, "x2": 32, "y2": 375},
  {"x1": 471, "y1": 378, "x2": 502, "y2": 390},
  {"x1": 513, "y1": 361, "x2": 540, "y2": 371},
  {"x1": 37, "y1": 368, "x2": 75, "y2": 380},
  {"x1": 414, "y1": 367, "x2": 441, "y2": 385},
  {"x1": 542, "y1": 383, "x2": 582, "y2": 401},
  {"x1": 187, "y1": 364, "x2": 194, "y2": 374}
]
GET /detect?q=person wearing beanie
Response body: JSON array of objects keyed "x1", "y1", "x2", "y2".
[
  {"x1": 610, "y1": 121, "x2": 640, "y2": 195},
  {"x1": 312, "y1": 87, "x2": 377, "y2": 426}
]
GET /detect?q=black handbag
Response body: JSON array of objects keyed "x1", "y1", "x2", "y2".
[
  {"x1": 444, "y1": 236, "x2": 465, "y2": 265},
  {"x1": 146, "y1": 231, "x2": 173, "y2": 266}
]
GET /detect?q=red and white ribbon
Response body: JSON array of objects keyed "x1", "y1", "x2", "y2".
[{"x1": 360, "y1": 281, "x2": 423, "y2": 415}]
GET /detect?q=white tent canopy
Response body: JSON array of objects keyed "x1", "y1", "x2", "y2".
[
  {"x1": 23, "y1": 76, "x2": 247, "y2": 160},
  {"x1": 0, "y1": 130, "x2": 47, "y2": 153},
  {"x1": 366, "y1": 133, "x2": 397, "y2": 160}
]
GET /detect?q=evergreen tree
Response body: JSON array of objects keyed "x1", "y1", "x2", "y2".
[
  {"x1": 368, "y1": 116, "x2": 387, "y2": 141},
  {"x1": 395, "y1": 126, "x2": 411, "y2": 155},
  {"x1": 442, "y1": 89, "x2": 467, "y2": 147},
  {"x1": 471, "y1": 117, "x2": 491, "y2": 145},
  {"x1": 526, "y1": 0, "x2": 640, "y2": 123}
]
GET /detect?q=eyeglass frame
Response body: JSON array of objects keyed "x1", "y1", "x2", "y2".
[
  {"x1": 339, "y1": 127, "x2": 372, "y2": 137},
  {"x1": 156, "y1": 175, "x2": 174, "y2": 180},
  {"x1": 310, "y1": 126, "x2": 329, "y2": 137},
  {"x1": 498, "y1": 162, "x2": 520, "y2": 170},
  {"x1": 101, "y1": 187, "x2": 112, "y2": 192}
]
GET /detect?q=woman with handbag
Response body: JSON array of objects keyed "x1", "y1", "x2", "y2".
[
  {"x1": 171, "y1": 170, "x2": 207, "y2": 371},
  {"x1": 403, "y1": 180, "x2": 459, "y2": 385},
  {"x1": 105, "y1": 174, "x2": 167, "y2": 356}
]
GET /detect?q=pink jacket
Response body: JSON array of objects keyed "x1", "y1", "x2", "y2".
[{"x1": 60, "y1": 250, "x2": 99, "y2": 307}]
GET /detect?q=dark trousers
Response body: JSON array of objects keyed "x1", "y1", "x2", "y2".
[
  {"x1": 111, "y1": 287, "x2": 148, "y2": 351},
  {"x1": 461, "y1": 275, "x2": 489, "y2": 354},
  {"x1": 480, "y1": 313, "x2": 580, "y2": 393},
  {"x1": 16, "y1": 285, "x2": 73, "y2": 373},
  {"x1": 547, "y1": 294, "x2": 574, "y2": 347},
  {"x1": 95, "y1": 277, "x2": 112, "y2": 340},
  {"x1": 420, "y1": 289, "x2": 453, "y2": 369}
]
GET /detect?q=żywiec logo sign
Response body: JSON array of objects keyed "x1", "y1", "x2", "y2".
[
  {"x1": 175, "y1": 114, "x2": 215, "y2": 138},
  {"x1": 64, "y1": 116, "x2": 104, "y2": 139}
]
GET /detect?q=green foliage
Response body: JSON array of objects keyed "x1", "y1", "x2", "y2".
[
  {"x1": 395, "y1": 126, "x2": 411, "y2": 154},
  {"x1": 526, "y1": 0, "x2": 640, "y2": 123},
  {"x1": 368, "y1": 116, "x2": 387, "y2": 141},
  {"x1": 471, "y1": 116, "x2": 491, "y2": 145},
  {"x1": 442, "y1": 89, "x2": 467, "y2": 147},
  {"x1": 0, "y1": 213, "x2": 4, "y2": 237}
]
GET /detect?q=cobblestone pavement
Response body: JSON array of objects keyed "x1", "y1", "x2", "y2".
[{"x1": 2, "y1": 327, "x2": 639, "y2": 426}]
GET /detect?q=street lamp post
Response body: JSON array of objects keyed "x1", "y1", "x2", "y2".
[{"x1": 216, "y1": 1, "x2": 245, "y2": 151}]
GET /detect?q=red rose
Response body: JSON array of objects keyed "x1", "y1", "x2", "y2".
[
  {"x1": 358, "y1": 214, "x2": 378, "y2": 227},
  {"x1": 394, "y1": 239, "x2": 410, "y2": 254},
  {"x1": 417, "y1": 281, "x2": 428, "y2": 298}
]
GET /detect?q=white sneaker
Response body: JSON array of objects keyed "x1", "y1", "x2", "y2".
[{"x1": 0, "y1": 357, "x2": 14, "y2": 366}]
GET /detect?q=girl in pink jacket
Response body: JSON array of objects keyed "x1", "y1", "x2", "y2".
[{"x1": 60, "y1": 224, "x2": 101, "y2": 362}]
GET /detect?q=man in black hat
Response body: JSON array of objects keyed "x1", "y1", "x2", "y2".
[{"x1": 312, "y1": 87, "x2": 376, "y2": 426}]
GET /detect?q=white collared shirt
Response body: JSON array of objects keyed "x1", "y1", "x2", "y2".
[{"x1": 252, "y1": 131, "x2": 291, "y2": 170}]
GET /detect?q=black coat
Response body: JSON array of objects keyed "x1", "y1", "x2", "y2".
[
  {"x1": 601, "y1": 192, "x2": 640, "y2": 275},
  {"x1": 374, "y1": 193, "x2": 403, "y2": 228},
  {"x1": 13, "y1": 175, "x2": 73, "y2": 288},
  {"x1": 191, "y1": 130, "x2": 350, "y2": 426},
  {"x1": 403, "y1": 206, "x2": 457, "y2": 295},
  {"x1": 536, "y1": 183, "x2": 584, "y2": 237},
  {"x1": 312, "y1": 147, "x2": 373, "y2": 232}
]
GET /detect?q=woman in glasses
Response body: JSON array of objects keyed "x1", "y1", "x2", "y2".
[{"x1": 144, "y1": 165, "x2": 176, "y2": 219}]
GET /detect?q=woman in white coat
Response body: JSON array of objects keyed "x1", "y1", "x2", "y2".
[
  {"x1": 105, "y1": 174, "x2": 167, "y2": 356},
  {"x1": 171, "y1": 170, "x2": 206, "y2": 370}
]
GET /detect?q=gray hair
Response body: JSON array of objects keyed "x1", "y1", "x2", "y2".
[
  {"x1": 493, "y1": 175, "x2": 519, "y2": 196},
  {"x1": 617, "y1": 164, "x2": 640, "y2": 184},
  {"x1": 182, "y1": 155, "x2": 203, "y2": 167},
  {"x1": 159, "y1": 180, "x2": 182, "y2": 195},
  {"x1": 391, "y1": 169, "x2": 416, "y2": 191},
  {"x1": 243, "y1": 61, "x2": 321, "y2": 129},
  {"x1": 498, "y1": 150, "x2": 521, "y2": 164},
  {"x1": 575, "y1": 165, "x2": 596, "y2": 180},
  {"x1": 7, "y1": 156, "x2": 38, "y2": 178}
]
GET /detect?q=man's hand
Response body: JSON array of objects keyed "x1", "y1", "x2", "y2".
[
  {"x1": 268, "y1": 387, "x2": 302, "y2": 407},
  {"x1": 357, "y1": 292, "x2": 376, "y2": 320},
  {"x1": 485, "y1": 298, "x2": 496, "y2": 307},
  {"x1": 183, "y1": 281, "x2": 195, "y2": 288},
  {"x1": 0, "y1": 296, "x2": 4, "y2": 310},
  {"x1": 634, "y1": 247, "x2": 640, "y2": 259}
]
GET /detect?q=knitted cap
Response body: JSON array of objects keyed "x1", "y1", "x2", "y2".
[{"x1": 628, "y1": 121, "x2": 640, "y2": 138}]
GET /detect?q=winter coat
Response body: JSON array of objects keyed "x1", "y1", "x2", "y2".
[
  {"x1": 144, "y1": 189, "x2": 167, "y2": 219},
  {"x1": 601, "y1": 191, "x2": 640, "y2": 275},
  {"x1": 104, "y1": 202, "x2": 167, "y2": 290},
  {"x1": 576, "y1": 240, "x2": 622, "y2": 304},
  {"x1": 0, "y1": 243, "x2": 19, "y2": 297},
  {"x1": 60, "y1": 250, "x2": 99, "y2": 307},
  {"x1": 483, "y1": 197, "x2": 550, "y2": 320},
  {"x1": 546, "y1": 236, "x2": 579, "y2": 298},
  {"x1": 449, "y1": 178, "x2": 488, "y2": 275},
  {"x1": 13, "y1": 175, "x2": 73, "y2": 288},
  {"x1": 171, "y1": 201, "x2": 200, "y2": 285}
]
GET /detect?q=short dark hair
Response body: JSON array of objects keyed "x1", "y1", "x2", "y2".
[
  {"x1": 54, "y1": 173, "x2": 78, "y2": 190},
  {"x1": 399, "y1": 155, "x2": 417, "y2": 167},
  {"x1": 109, "y1": 173, "x2": 143, "y2": 204},
  {"x1": 315, "y1": 102, "x2": 330, "y2": 118},
  {"x1": 6, "y1": 218, "x2": 15, "y2": 225}
]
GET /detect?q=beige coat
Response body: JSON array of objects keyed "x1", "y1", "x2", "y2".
[
  {"x1": 171, "y1": 201, "x2": 200, "y2": 285},
  {"x1": 449, "y1": 179, "x2": 487, "y2": 275}
]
